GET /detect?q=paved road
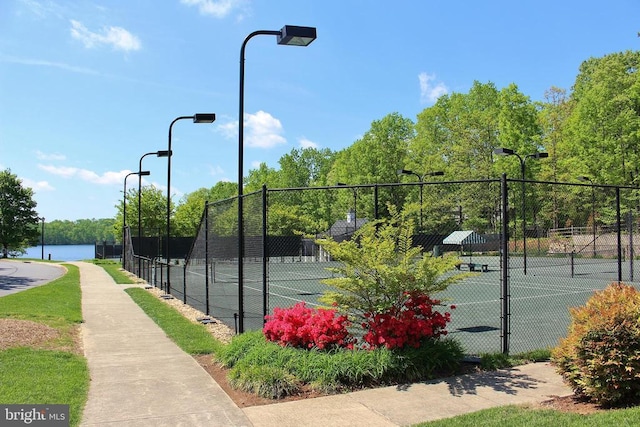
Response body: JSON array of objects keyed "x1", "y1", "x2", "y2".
[{"x1": 0, "y1": 259, "x2": 66, "y2": 297}]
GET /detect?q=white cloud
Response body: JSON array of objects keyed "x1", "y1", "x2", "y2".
[
  {"x1": 70, "y1": 20, "x2": 141, "y2": 52},
  {"x1": 419, "y1": 72, "x2": 448, "y2": 104},
  {"x1": 244, "y1": 111, "x2": 286, "y2": 148},
  {"x1": 218, "y1": 111, "x2": 287, "y2": 148},
  {"x1": 180, "y1": 0, "x2": 248, "y2": 19},
  {"x1": 298, "y1": 137, "x2": 318, "y2": 149},
  {"x1": 38, "y1": 164, "x2": 132, "y2": 185},
  {"x1": 21, "y1": 178, "x2": 55, "y2": 192},
  {"x1": 251, "y1": 160, "x2": 263, "y2": 169},
  {"x1": 35, "y1": 150, "x2": 66, "y2": 161}
]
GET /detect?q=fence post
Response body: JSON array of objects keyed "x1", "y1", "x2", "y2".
[
  {"x1": 205, "y1": 201, "x2": 210, "y2": 315},
  {"x1": 570, "y1": 251, "x2": 575, "y2": 278},
  {"x1": 183, "y1": 262, "x2": 187, "y2": 304},
  {"x1": 500, "y1": 173, "x2": 510, "y2": 355},
  {"x1": 629, "y1": 211, "x2": 634, "y2": 282},
  {"x1": 617, "y1": 187, "x2": 622, "y2": 283},
  {"x1": 374, "y1": 184, "x2": 379, "y2": 220},
  {"x1": 262, "y1": 185, "x2": 269, "y2": 325}
]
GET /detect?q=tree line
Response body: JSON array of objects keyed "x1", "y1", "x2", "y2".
[
  {"x1": 115, "y1": 50, "x2": 640, "y2": 241},
  {"x1": 43, "y1": 218, "x2": 117, "y2": 245},
  {"x1": 11, "y1": 51, "x2": 638, "y2": 253}
]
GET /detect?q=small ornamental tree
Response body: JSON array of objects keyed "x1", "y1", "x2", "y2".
[{"x1": 315, "y1": 206, "x2": 466, "y2": 349}]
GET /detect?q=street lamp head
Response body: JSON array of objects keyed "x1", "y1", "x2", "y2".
[
  {"x1": 156, "y1": 150, "x2": 171, "y2": 157},
  {"x1": 193, "y1": 113, "x2": 216, "y2": 123},
  {"x1": 429, "y1": 171, "x2": 445, "y2": 176},
  {"x1": 494, "y1": 147, "x2": 514, "y2": 156},
  {"x1": 277, "y1": 25, "x2": 317, "y2": 46},
  {"x1": 578, "y1": 176, "x2": 592, "y2": 182},
  {"x1": 535, "y1": 152, "x2": 549, "y2": 159},
  {"x1": 139, "y1": 170, "x2": 151, "y2": 176},
  {"x1": 336, "y1": 182, "x2": 347, "y2": 186},
  {"x1": 398, "y1": 169, "x2": 413, "y2": 175}
]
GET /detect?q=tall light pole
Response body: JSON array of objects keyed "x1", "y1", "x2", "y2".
[
  {"x1": 237, "y1": 25, "x2": 316, "y2": 333},
  {"x1": 398, "y1": 169, "x2": 444, "y2": 231},
  {"x1": 166, "y1": 114, "x2": 215, "y2": 294},
  {"x1": 40, "y1": 217, "x2": 45, "y2": 260},
  {"x1": 123, "y1": 170, "x2": 150, "y2": 269},
  {"x1": 494, "y1": 147, "x2": 548, "y2": 275},
  {"x1": 138, "y1": 150, "x2": 171, "y2": 275},
  {"x1": 579, "y1": 176, "x2": 596, "y2": 257}
]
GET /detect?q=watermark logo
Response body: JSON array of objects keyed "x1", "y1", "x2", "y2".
[{"x1": 0, "y1": 405, "x2": 69, "y2": 426}]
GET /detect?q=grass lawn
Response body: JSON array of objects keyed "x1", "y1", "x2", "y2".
[
  {"x1": 124, "y1": 287, "x2": 223, "y2": 354},
  {"x1": 416, "y1": 404, "x2": 640, "y2": 426},
  {"x1": 89, "y1": 259, "x2": 136, "y2": 284},
  {"x1": 0, "y1": 263, "x2": 89, "y2": 427}
]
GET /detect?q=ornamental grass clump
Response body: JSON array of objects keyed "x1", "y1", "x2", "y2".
[{"x1": 551, "y1": 282, "x2": 640, "y2": 407}]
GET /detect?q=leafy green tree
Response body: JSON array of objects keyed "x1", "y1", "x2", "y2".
[
  {"x1": 327, "y1": 113, "x2": 415, "y2": 219},
  {"x1": 244, "y1": 163, "x2": 280, "y2": 193},
  {"x1": 278, "y1": 147, "x2": 335, "y2": 188},
  {"x1": 113, "y1": 186, "x2": 169, "y2": 240},
  {"x1": 0, "y1": 169, "x2": 40, "y2": 257},
  {"x1": 278, "y1": 147, "x2": 336, "y2": 229},
  {"x1": 565, "y1": 50, "x2": 640, "y2": 221},
  {"x1": 569, "y1": 51, "x2": 640, "y2": 187},
  {"x1": 537, "y1": 86, "x2": 579, "y2": 229},
  {"x1": 410, "y1": 81, "x2": 544, "y2": 233},
  {"x1": 173, "y1": 182, "x2": 236, "y2": 237},
  {"x1": 412, "y1": 82, "x2": 502, "y2": 232}
]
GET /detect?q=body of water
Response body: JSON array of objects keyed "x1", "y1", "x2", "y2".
[{"x1": 18, "y1": 244, "x2": 97, "y2": 261}]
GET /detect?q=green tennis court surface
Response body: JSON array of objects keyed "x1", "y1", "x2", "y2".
[{"x1": 176, "y1": 255, "x2": 639, "y2": 355}]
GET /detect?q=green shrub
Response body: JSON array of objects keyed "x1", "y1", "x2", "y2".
[{"x1": 551, "y1": 282, "x2": 640, "y2": 406}]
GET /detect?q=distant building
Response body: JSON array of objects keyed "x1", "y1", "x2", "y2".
[{"x1": 324, "y1": 210, "x2": 368, "y2": 241}]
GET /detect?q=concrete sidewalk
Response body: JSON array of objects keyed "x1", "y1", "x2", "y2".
[
  {"x1": 76, "y1": 261, "x2": 572, "y2": 427},
  {"x1": 242, "y1": 362, "x2": 572, "y2": 426},
  {"x1": 77, "y1": 262, "x2": 251, "y2": 426}
]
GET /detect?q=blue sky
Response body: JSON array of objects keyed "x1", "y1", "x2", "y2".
[{"x1": 1, "y1": 0, "x2": 638, "y2": 221}]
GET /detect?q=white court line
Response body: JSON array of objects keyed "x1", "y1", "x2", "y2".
[
  {"x1": 510, "y1": 282, "x2": 602, "y2": 292},
  {"x1": 244, "y1": 283, "x2": 322, "y2": 307},
  {"x1": 185, "y1": 269, "x2": 322, "y2": 308},
  {"x1": 451, "y1": 287, "x2": 598, "y2": 307}
]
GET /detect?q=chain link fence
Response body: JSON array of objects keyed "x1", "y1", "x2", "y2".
[{"x1": 128, "y1": 177, "x2": 640, "y2": 356}]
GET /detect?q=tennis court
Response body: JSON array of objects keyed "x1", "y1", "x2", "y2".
[{"x1": 174, "y1": 253, "x2": 639, "y2": 355}]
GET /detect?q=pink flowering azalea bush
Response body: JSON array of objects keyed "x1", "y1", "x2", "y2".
[
  {"x1": 361, "y1": 292, "x2": 455, "y2": 350},
  {"x1": 263, "y1": 302, "x2": 355, "y2": 350},
  {"x1": 263, "y1": 293, "x2": 456, "y2": 351}
]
